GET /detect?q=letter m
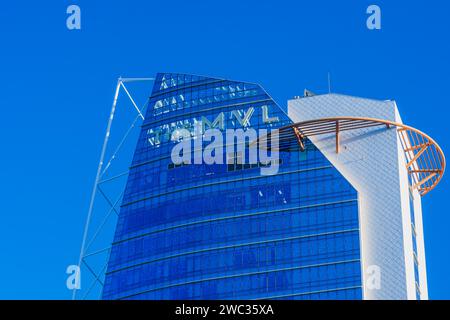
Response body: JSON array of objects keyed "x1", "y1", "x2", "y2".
[{"x1": 202, "y1": 113, "x2": 224, "y2": 133}]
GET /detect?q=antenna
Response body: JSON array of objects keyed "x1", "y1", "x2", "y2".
[{"x1": 327, "y1": 72, "x2": 331, "y2": 93}]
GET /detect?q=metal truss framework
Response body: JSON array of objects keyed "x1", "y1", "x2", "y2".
[
  {"x1": 258, "y1": 117, "x2": 445, "y2": 196},
  {"x1": 73, "y1": 77, "x2": 154, "y2": 300}
]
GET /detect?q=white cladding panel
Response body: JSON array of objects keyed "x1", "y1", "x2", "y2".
[{"x1": 288, "y1": 94, "x2": 424, "y2": 300}]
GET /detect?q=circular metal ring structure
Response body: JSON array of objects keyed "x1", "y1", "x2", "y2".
[{"x1": 257, "y1": 117, "x2": 445, "y2": 197}]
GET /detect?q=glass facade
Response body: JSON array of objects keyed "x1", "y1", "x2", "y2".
[{"x1": 102, "y1": 73, "x2": 362, "y2": 300}]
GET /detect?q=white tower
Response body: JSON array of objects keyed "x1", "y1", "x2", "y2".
[{"x1": 287, "y1": 93, "x2": 444, "y2": 300}]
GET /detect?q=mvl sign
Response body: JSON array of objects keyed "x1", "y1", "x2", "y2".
[{"x1": 147, "y1": 105, "x2": 280, "y2": 146}]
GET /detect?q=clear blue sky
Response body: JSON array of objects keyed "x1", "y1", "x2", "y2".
[{"x1": 0, "y1": 0, "x2": 448, "y2": 299}]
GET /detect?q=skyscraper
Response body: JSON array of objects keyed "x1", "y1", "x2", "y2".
[{"x1": 101, "y1": 73, "x2": 444, "y2": 300}]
